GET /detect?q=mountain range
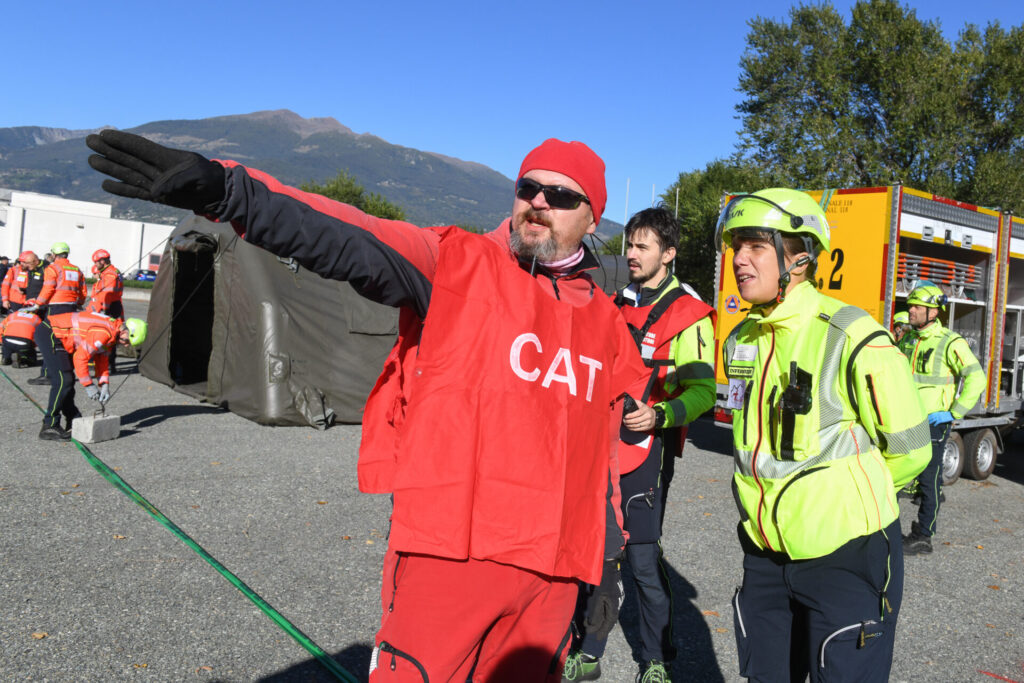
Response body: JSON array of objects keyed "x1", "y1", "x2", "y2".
[{"x1": 0, "y1": 109, "x2": 622, "y2": 236}]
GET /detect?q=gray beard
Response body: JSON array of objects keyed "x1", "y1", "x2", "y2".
[{"x1": 510, "y1": 228, "x2": 559, "y2": 261}]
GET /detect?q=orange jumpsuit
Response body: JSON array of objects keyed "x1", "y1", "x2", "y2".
[{"x1": 90, "y1": 264, "x2": 124, "y2": 318}]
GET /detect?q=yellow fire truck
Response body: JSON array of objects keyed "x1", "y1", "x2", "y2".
[{"x1": 713, "y1": 185, "x2": 1023, "y2": 485}]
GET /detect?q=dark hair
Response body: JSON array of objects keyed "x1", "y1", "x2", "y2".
[{"x1": 624, "y1": 205, "x2": 679, "y2": 252}]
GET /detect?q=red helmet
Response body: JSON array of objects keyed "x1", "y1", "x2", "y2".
[
  {"x1": 18, "y1": 250, "x2": 36, "y2": 262},
  {"x1": 92, "y1": 249, "x2": 111, "y2": 263}
]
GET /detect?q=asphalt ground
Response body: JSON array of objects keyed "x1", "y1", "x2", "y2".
[{"x1": 1, "y1": 301, "x2": 1022, "y2": 682}]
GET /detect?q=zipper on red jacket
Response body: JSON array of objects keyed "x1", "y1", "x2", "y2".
[{"x1": 750, "y1": 325, "x2": 776, "y2": 551}]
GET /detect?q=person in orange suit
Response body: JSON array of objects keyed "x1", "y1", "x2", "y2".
[
  {"x1": 1, "y1": 309, "x2": 42, "y2": 367},
  {"x1": 34, "y1": 311, "x2": 145, "y2": 441},
  {"x1": 90, "y1": 249, "x2": 125, "y2": 373},
  {"x1": 25, "y1": 242, "x2": 86, "y2": 386}
]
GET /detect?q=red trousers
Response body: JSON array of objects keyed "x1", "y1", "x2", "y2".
[{"x1": 370, "y1": 549, "x2": 577, "y2": 682}]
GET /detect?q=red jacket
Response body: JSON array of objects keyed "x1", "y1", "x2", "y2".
[
  {"x1": 614, "y1": 286, "x2": 716, "y2": 473},
  {"x1": 359, "y1": 228, "x2": 645, "y2": 583},
  {"x1": 90, "y1": 264, "x2": 123, "y2": 314},
  {"x1": 36, "y1": 258, "x2": 86, "y2": 309},
  {"x1": 0, "y1": 310, "x2": 41, "y2": 341},
  {"x1": 2, "y1": 266, "x2": 28, "y2": 305},
  {"x1": 55, "y1": 311, "x2": 119, "y2": 386}
]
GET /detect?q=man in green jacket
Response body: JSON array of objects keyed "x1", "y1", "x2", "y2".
[
  {"x1": 899, "y1": 284, "x2": 986, "y2": 555},
  {"x1": 563, "y1": 207, "x2": 715, "y2": 683},
  {"x1": 719, "y1": 188, "x2": 930, "y2": 682}
]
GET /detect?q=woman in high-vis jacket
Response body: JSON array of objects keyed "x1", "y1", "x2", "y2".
[{"x1": 718, "y1": 189, "x2": 931, "y2": 683}]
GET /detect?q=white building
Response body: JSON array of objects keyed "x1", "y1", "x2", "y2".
[{"x1": 0, "y1": 189, "x2": 175, "y2": 274}]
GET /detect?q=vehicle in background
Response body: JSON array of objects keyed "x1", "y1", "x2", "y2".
[
  {"x1": 129, "y1": 269, "x2": 157, "y2": 282},
  {"x1": 713, "y1": 185, "x2": 1023, "y2": 486}
]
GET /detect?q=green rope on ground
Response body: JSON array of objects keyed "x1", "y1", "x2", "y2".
[{"x1": 0, "y1": 367, "x2": 358, "y2": 683}]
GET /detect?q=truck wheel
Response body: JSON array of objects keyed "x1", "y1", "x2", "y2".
[
  {"x1": 941, "y1": 432, "x2": 964, "y2": 486},
  {"x1": 962, "y1": 428, "x2": 998, "y2": 480}
]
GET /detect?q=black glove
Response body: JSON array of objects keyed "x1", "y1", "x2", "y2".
[
  {"x1": 86, "y1": 129, "x2": 225, "y2": 212},
  {"x1": 583, "y1": 558, "x2": 623, "y2": 641}
]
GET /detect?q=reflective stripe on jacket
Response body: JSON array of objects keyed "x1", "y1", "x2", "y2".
[
  {"x1": 2, "y1": 266, "x2": 27, "y2": 304},
  {"x1": 57, "y1": 311, "x2": 119, "y2": 386},
  {"x1": 0, "y1": 310, "x2": 42, "y2": 341},
  {"x1": 91, "y1": 265, "x2": 124, "y2": 312},
  {"x1": 723, "y1": 282, "x2": 930, "y2": 560},
  {"x1": 38, "y1": 258, "x2": 86, "y2": 307},
  {"x1": 902, "y1": 319, "x2": 985, "y2": 418}
]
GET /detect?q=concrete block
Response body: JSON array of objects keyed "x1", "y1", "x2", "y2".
[{"x1": 71, "y1": 414, "x2": 121, "y2": 443}]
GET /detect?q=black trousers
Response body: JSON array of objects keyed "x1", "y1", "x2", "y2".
[
  {"x1": 732, "y1": 520, "x2": 903, "y2": 683},
  {"x1": 915, "y1": 424, "x2": 950, "y2": 535},
  {"x1": 577, "y1": 541, "x2": 676, "y2": 663},
  {"x1": 2, "y1": 337, "x2": 36, "y2": 365},
  {"x1": 33, "y1": 321, "x2": 80, "y2": 428},
  {"x1": 576, "y1": 431, "x2": 680, "y2": 663}
]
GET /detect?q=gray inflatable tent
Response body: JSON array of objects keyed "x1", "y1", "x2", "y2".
[{"x1": 140, "y1": 216, "x2": 398, "y2": 428}]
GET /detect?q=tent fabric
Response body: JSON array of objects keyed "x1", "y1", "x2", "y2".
[{"x1": 140, "y1": 216, "x2": 398, "y2": 428}]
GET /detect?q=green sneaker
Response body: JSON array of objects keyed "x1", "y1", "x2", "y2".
[
  {"x1": 562, "y1": 650, "x2": 601, "y2": 682},
  {"x1": 637, "y1": 660, "x2": 670, "y2": 683}
]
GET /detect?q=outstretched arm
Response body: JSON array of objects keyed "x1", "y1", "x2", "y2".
[{"x1": 87, "y1": 129, "x2": 439, "y2": 318}]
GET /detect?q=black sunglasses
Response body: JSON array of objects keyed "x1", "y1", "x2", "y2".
[{"x1": 516, "y1": 177, "x2": 590, "y2": 210}]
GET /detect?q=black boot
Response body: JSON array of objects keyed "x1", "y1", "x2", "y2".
[
  {"x1": 903, "y1": 521, "x2": 933, "y2": 555},
  {"x1": 39, "y1": 424, "x2": 71, "y2": 441}
]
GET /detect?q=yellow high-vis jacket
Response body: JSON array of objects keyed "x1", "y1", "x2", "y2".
[
  {"x1": 723, "y1": 282, "x2": 931, "y2": 560},
  {"x1": 901, "y1": 319, "x2": 985, "y2": 418}
]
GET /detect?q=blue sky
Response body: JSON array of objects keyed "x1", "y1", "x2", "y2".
[{"x1": 6, "y1": 1, "x2": 1023, "y2": 226}]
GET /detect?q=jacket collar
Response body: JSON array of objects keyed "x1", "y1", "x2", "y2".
[
  {"x1": 915, "y1": 317, "x2": 946, "y2": 339},
  {"x1": 619, "y1": 274, "x2": 678, "y2": 307},
  {"x1": 746, "y1": 280, "x2": 819, "y2": 330}
]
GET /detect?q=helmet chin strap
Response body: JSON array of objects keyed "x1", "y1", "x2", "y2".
[
  {"x1": 772, "y1": 232, "x2": 814, "y2": 303},
  {"x1": 913, "y1": 308, "x2": 938, "y2": 330}
]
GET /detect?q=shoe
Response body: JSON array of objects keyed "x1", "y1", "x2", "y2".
[
  {"x1": 28, "y1": 376, "x2": 51, "y2": 385},
  {"x1": 39, "y1": 425, "x2": 71, "y2": 441},
  {"x1": 64, "y1": 414, "x2": 82, "y2": 432},
  {"x1": 0, "y1": 357, "x2": 10, "y2": 366},
  {"x1": 562, "y1": 651, "x2": 601, "y2": 682},
  {"x1": 903, "y1": 522, "x2": 933, "y2": 555},
  {"x1": 637, "y1": 660, "x2": 671, "y2": 683}
]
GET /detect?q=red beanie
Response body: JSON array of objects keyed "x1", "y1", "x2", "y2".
[{"x1": 518, "y1": 139, "x2": 606, "y2": 226}]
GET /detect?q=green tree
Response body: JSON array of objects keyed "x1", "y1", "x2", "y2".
[
  {"x1": 598, "y1": 233, "x2": 623, "y2": 256},
  {"x1": 301, "y1": 170, "x2": 406, "y2": 220},
  {"x1": 659, "y1": 160, "x2": 774, "y2": 303},
  {"x1": 960, "y1": 22, "x2": 1024, "y2": 210},
  {"x1": 736, "y1": 1, "x2": 1024, "y2": 212}
]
